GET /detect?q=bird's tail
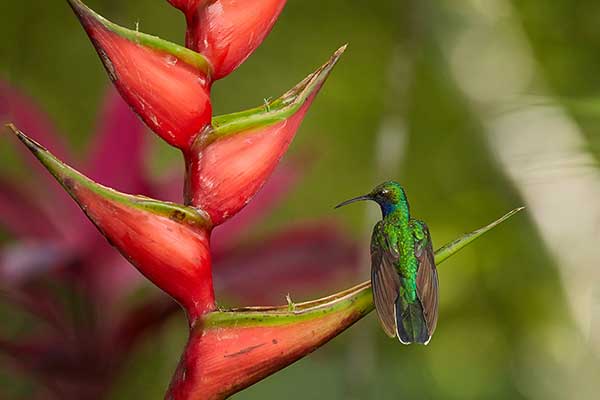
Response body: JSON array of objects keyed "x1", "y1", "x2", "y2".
[{"x1": 395, "y1": 297, "x2": 430, "y2": 344}]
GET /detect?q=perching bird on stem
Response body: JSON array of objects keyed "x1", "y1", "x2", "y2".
[{"x1": 336, "y1": 181, "x2": 438, "y2": 344}]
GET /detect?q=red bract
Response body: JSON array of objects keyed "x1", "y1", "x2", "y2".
[
  {"x1": 168, "y1": 285, "x2": 372, "y2": 400},
  {"x1": 183, "y1": 0, "x2": 287, "y2": 79},
  {"x1": 185, "y1": 46, "x2": 345, "y2": 223},
  {"x1": 68, "y1": 0, "x2": 213, "y2": 150},
  {"x1": 9, "y1": 126, "x2": 215, "y2": 319}
]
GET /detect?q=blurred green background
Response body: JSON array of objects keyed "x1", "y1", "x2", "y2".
[{"x1": 2, "y1": 0, "x2": 600, "y2": 399}]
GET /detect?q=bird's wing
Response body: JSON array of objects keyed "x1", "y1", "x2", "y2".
[
  {"x1": 371, "y1": 221, "x2": 401, "y2": 338},
  {"x1": 413, "y1": 221, "x2": 439, "y2": 340}
]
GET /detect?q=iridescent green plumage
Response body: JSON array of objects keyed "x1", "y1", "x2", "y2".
[{"x1": 336, "y1": 181, "x2": 439, "y2": 344}]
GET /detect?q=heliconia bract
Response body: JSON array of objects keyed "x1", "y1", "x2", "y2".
[
  {"x1": 68, "y1": 0, "x2": 213, "y2": 151},
  {"x1": 8, "y1": 125, "x2": 216, "y2": 320},
  {"x1": 182, "y1": 0, "x2": 288, "y2": 79},
  {"x1": 184, "y1": 46, "x2": 345, "y2": 224}
]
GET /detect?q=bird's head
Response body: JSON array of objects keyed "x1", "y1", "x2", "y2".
[{"x1": 335, "y1": 181, "x2": 409, "y2": 217}]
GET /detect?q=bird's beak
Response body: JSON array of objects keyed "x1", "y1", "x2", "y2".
[{"x1": 334, "y1": 194, "x2": 372, "y2": 209}]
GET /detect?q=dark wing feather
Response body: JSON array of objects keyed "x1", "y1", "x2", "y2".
[
  {"x1": 370, "y1": 222, "x2": 401, "y2": 338},
  {"x1": 414, "y1": 222, "x2": 439, "y2": 340}
]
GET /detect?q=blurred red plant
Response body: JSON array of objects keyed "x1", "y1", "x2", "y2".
[{"x1": 0, "y1": 82, "x2": 359, "y2": 399}]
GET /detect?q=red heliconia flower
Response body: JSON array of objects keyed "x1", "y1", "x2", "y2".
[
  {"x1": 4, "y1": 41, "x2": 344, "y2": 316},
  {"x1": 0, "y1": 82, "x2": 360, "y2": 399},
  {"x1": 3, "y1": 1, "x2": 523, "y2": 399},
  {"x1": 181, "y1": 0, "x2": 288, "y2": 79},
  {"x1": 68, "y1": 0, "x2": 213, "y2": 151}
]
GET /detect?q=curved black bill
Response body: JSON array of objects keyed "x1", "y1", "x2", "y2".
[{"x1": 334, "y1": 195, "x2": 372, "y2": 209}]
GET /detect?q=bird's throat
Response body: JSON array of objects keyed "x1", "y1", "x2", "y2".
[{"x1": 381, "y1": 201, "x2": 410, "y2": 220}]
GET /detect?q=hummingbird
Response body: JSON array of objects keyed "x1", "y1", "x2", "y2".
[{"x1": 335, "y1": 181, "x2": 439, "y2": 344}]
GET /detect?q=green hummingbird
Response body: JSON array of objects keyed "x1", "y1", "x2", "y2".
[{"x1": 336, "y1": 181, "x2": 439, "y2": 344}]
